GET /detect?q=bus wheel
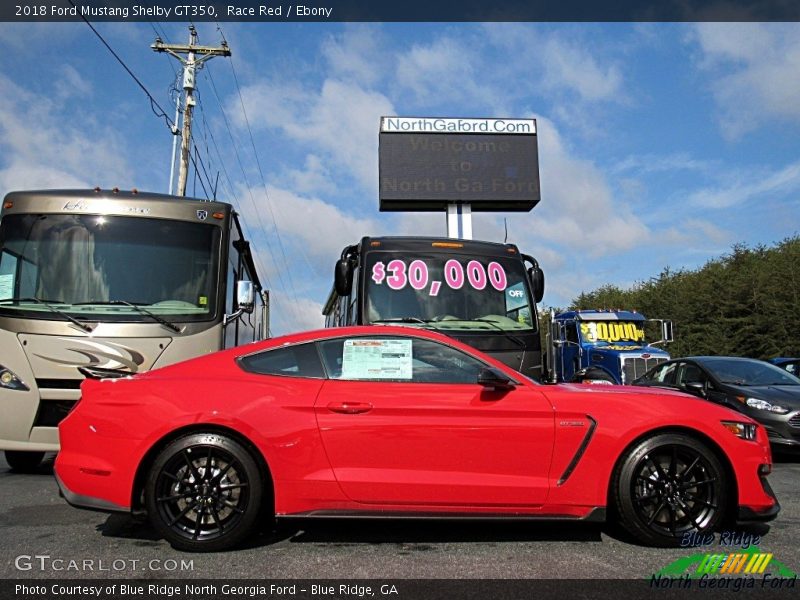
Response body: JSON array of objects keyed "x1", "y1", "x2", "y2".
[{"x1": 5, "y1": 451, "x2": 45, "y2": 472}]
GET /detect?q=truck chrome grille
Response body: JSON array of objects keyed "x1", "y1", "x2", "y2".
[{"x1": 622, "y1": 356, "x2": 667, "y2": 384}]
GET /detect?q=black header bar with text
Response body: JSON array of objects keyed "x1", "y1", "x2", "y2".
[{"x1": 4, "y1": 0, "x2": 800, "y2": 22}]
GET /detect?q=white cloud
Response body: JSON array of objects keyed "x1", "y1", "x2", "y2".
[
  {"x1": 690, "y1": 23, "x2": 800, "y2": 138},
  {"x1": 230, "y1": 182, "x2": 382, "y2": 297},
  {"x1": 519, "y1": 116, "x2": 651, "y2": 256},
  {"x1": 482, "y1": 24, "x2": 627, "y2": 105},
  {"x1": 612, "y1": 152, "x2": 715, "y2": 175},
  {"x1": 687, "y1": 160, "x2": 800, "y2": 209},
  {"x1": 0, "y1": 75, "x2": 130, "y2": 193},
  {"x1": 268, "y1": 291, "x2": 325, "y2": 335},
  {"x1": 234, "y1": 78, "x2": 394, "y2": 192},
  {"x1": 282, "y1": 154, "x2": 337, "y2": 195},
  {"x1": 322, "y1": 26, "x2": 386, "y2": 86},
  {"x1": 55, "y1": 65, "x2": 92, "y2": 99},
  {"x1": 0, "y1": 22, "x2": 81, "y2": 49},
  {"x1": 395, "y1": 36, "x2": 496, "y2": 107},
  {"x1": 540, "y1": 36, "x2": 625, "y2": 103},
  {"x1": 261, "y1": 186, "x2": 381, "y2": 260}
]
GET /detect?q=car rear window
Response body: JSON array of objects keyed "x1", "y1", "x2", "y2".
[{"x1": 238, "y1": 342, "x2": 325, "y2": 378}]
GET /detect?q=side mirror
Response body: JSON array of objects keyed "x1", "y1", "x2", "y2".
[
  {"x1": 662, "y1": 320, "x2": 674, "y2": 343},
  {"x1": 683, "y1": 381, "x2": 706, "y2": 398},
  {"x1": 334, "y1": 259, "x2": 353, "y2": 297},
  {"x1": 237, "y1": 280, "x2": 255, "y2": 313},
  {"x1": 477, "y1": 367, "x2": 516, "y2": 391},
  {"x1": 528, "y1": 266, "x2": 545, "y2": 303}
]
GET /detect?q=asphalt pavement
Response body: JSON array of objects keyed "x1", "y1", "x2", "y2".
[{"x1": 1, "y1": 452, "x2": 798, "y2": 580}]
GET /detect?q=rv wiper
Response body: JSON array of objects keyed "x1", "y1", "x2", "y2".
[
  {"x1": 0, "y1": 296, "x2": 93, "y2": 333},
  {"x1": 472, "y1": 318, "x2": 526, "y2": 348},
  {"x1": 371, "y1": 317, "x2": 433, "y2": 325},
  {"x1": 74, "y1": 300, "x2": 181, "y2": 333}
]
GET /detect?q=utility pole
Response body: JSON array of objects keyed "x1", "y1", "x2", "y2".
[{"x1": 152, "y1": 26, "x2": 230, "y2": 197}]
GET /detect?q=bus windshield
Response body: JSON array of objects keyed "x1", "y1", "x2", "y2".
[
  {"x1": 0, "y1": 213, "x2": 221, "y2": 322},
  {"x1": 364, "y1": 251, "x2": 534, "y2": 331}
]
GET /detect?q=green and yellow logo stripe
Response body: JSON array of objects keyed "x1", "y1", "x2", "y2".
[
  {"x1": 696, "y1": 552, "x2": 773, "y2": 575},
  {"x1": 655, "y1": 546, "x2": 796, "y2": 579}
]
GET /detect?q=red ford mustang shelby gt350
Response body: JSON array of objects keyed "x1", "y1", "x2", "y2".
[{"x1": 55, "y1": 326, "x2": 779, "y2": 552}]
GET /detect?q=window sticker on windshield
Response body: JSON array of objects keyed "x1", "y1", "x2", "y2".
[
  {"x1": 0, "y1": 273, "x2": 13, "y2": 300},
  {"x1": 580, "y1": 321, "x2": 645, "y2": 343},
  {"x1": 371, "y1": 259, "x2": 507, "y2": 296},
  {"x1": 341, "y1": 339, "x2": 413, "y2": 380}
]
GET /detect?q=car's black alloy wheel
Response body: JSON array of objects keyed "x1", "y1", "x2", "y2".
[
  {"x1": 614, "y1": 433, "x2": 728, "y2": 546},
  {"x1": 145, "y1": 433, "x2": 263, "y2": 552}
]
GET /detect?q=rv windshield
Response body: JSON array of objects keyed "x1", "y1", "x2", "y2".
[
  {"x1": 0, "y1": 214, "x2": 221, "y2": 322},
  {"x1": 364, "y1": 251, "x2": 534, "y2": 332}
]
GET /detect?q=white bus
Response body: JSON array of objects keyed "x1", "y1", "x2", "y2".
[{"x1": 0, "y1": 188, "x2": 268, "y2": 471}]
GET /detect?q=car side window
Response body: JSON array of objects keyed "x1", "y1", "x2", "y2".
[
  {"x1": 676, "y1": 363, "x2": 705, "y2": 387},
  {"x1": 565, "y1": 322, "x2": 579, "y2": 344},
  {"x1": 643, "y1": 361, "x2": 678, "y2": 386},
  {"x1": 317, "y1": 336, "x2": 488, "y2": 384},
  {"x1": 238, "y1": 342, "x2": 325, "y2": 378}
]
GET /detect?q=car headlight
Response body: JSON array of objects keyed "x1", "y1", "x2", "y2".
[
  {"x1": 721, "y1": 421, "x2": 757, "y2": 441},
  {"x1": 0, "y1": 365, "x2": 29, "y2": 391},
  {"x1": 745, "y1": 397, "x2": 789, "y2": 415}
]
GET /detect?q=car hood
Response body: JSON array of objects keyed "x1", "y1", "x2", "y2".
[
  {"x1": 550, "y1": 383, "x2": 760, "y2": 429},
  {"x1": 726, "y1": 383, "x2": 800, "y2": 408}
]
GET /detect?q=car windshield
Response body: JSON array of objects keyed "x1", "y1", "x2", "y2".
[
  {"x1": 364, "y1": 251, "x2": 534, "y2": 332},
  {"x1": 704, "y1": 358, "x2": 800, "y2": 386},
  {"x1": 0, "y1": 213, "x2": 221, "y2": 322}
]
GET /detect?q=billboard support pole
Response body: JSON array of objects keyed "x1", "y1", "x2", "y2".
[{"x1": 446, "y1": 203, "x2": 472, "y2": 240}]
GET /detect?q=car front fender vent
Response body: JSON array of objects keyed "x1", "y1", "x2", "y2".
[{"x1": 557, "y1": 415, "x2": 597, "y2": 486}]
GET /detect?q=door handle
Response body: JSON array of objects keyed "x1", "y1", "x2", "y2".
[{"x1": 327, "y1": 401, "x2": 373, "y2": 414}]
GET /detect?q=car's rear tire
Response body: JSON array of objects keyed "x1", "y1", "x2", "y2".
[
  {"x1": 144, "y1": 433, "x2": 264, "y2": 552},
  {"x1": 613, "y1": 433, "x2": 728, "y2": 547},
  {"x1": 5, "y1": 450, "x2": 45, "y2": 472}
]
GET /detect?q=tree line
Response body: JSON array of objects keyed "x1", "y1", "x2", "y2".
[{"x1": 558, "y1": 235, "x2": 800, "y2": 359}]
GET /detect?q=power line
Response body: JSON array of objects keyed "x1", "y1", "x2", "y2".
[
  {"x1": 192, "y1": 106, "x2": 287, "y2": 331},
  {"x1": 219, "y1": 26, "x2": 308, "y2": 294},
  {"x1": 185, "y1": 26, "x2": 290, "y2": 330},
  {"x1": 70, "y1": 1, "x2": 175, "y2": 133},
  {"x1": 74, "y1": 12, "x2": 219, "y2": 202},
  {"x1": 202, "y1": 63, "x2": 303, "y2": 328},
  {"x1": 76, "y1": 14, "x2": 293, "y2": 329}
]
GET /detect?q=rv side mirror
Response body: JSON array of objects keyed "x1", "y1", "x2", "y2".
[
  {"x1": 334, "y1": 259, "x2": 353, "y2": 297},
  {"x1": 236, "y1": 280, "x2": 255, "y2": 313},
  {"x1": 528, "y1": 266, "x2": 545, "y2": 303},
  {"x1": 662, "y1": 320, "x2": 674, "y2": 343}
]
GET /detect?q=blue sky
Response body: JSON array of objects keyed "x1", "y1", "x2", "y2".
[{"x1": 1, "y1": 22, "x2": 799, "y2": 334}]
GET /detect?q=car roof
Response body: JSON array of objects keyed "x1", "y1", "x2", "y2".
[
  {"x1": 252, "y1": 325, "x2": 502, "y2": 363},
  {"x1": 683, "y1": 356, "x2": 767, "y2": 363}
]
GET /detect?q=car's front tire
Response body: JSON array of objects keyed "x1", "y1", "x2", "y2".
[
  {"x1": 144, "y1": 433, "x2": 264, "y2": 552},
  {"x1": 613, "y1": 433, "x2": 728, "y2": 546}
]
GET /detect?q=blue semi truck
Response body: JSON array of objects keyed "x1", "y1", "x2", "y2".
[{"x1": 544, "y1": 309, "x2": 673, "y2": 384}]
